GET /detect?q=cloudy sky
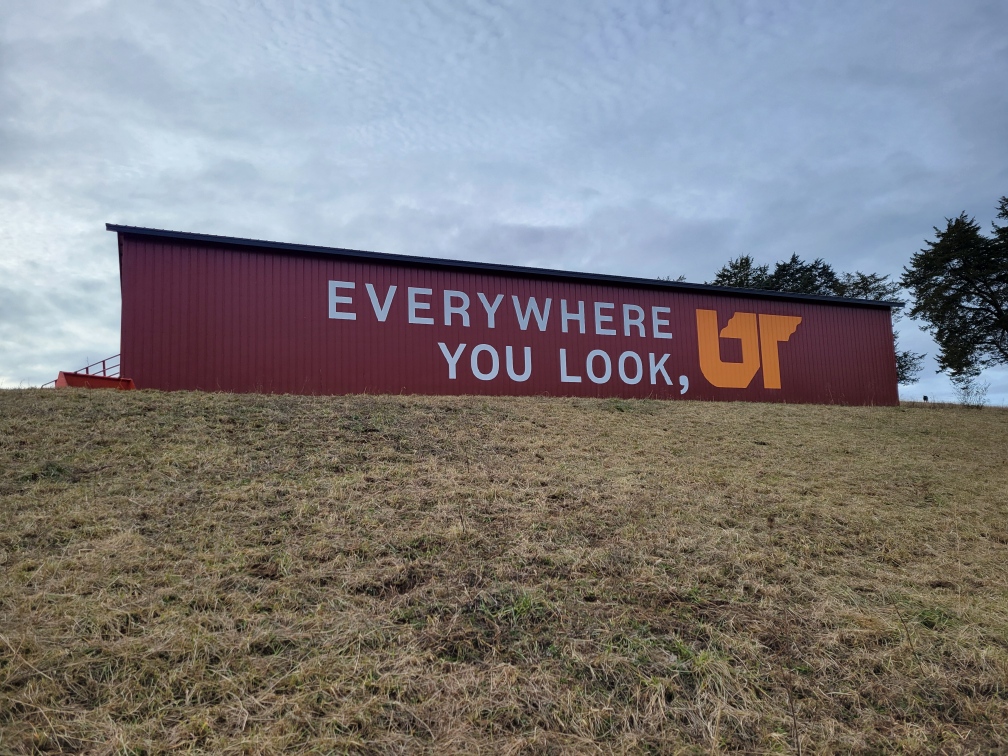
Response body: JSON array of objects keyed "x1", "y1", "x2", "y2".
[{"x1": 2, "y1": 0, "x2": 1006, "y2": 401}]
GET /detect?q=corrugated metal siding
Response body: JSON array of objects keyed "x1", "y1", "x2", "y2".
[{"x1": 118, "y1": 235, "x2": 900, "y2": 405}]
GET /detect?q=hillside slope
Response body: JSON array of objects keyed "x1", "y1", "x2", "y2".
[{"x1": 1, "y1": 390, "x2": 1007, "y2": 753}]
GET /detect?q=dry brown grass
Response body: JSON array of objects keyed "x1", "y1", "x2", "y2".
[{"x1": 1, "y1": 389, "x2": 1006, "y2": 754}]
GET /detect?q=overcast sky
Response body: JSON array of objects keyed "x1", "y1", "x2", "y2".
[{"x1": 2, "y1": 0, "x2": 1006, "y2": 402}]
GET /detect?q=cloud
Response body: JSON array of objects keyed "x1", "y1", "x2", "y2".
[{"x1": 0, "y1": 274, "x2": 120, "y2": 387}]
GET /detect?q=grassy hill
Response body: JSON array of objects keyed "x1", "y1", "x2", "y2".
[{"x1": 1, "y1": 389, "x2": 1006, "y2": 753}]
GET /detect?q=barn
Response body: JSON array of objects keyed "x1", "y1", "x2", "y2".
[{"x1": 94, "y1": 224, "x2": 900, "y2": 405}]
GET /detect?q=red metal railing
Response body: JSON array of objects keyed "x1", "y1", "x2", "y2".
[{"x1": 43, "y1": 354, "x2": 121, "y2": 388}]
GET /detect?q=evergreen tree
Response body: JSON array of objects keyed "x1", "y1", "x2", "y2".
[
  {"x1": 901, "y1": 198, "x2": 1008, "y2": 377},
  {"x1": 708, "y1": 255, "x2": 770, "y2": 289}
]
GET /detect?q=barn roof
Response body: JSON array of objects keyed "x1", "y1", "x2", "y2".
[{"x1": 107, "y1": 224, "x2": 903, "y2": 309}]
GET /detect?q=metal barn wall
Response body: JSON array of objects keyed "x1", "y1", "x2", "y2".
[{"x1": 117, "y1": 232, "x2": 900, "y2": 405}]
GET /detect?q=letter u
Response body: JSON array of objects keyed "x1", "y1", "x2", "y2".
[
  {"x1": 506, "y1": 346, "x2": 532, "y2": 382},
  {"x1": 696, "y1": 309, "x2": 761, "y2": 389}
]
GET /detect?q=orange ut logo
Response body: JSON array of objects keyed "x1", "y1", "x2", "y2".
[{"x1": 696, "y1": 309, "x2": 802, "y2": 389}]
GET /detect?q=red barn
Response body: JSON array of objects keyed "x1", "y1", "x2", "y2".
[{"x1": 107, "y1": 224, "x2": 901, "y2": 405}]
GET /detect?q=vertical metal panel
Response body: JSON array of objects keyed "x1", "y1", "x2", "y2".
[{"x1": 117, "y1": 234, "x2": 900, "y2": 406}]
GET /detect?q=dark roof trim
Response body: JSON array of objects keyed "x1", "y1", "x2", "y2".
[{"x1": 106, "y1": 224, "x2": 903, "y2": 309}]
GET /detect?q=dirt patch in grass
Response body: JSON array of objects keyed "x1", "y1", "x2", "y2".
[{"x1": 1, "y1": 389, "x2": 1006, "y2": 753}]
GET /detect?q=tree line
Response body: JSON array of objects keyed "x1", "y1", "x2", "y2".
[{"x1": 702, "y1": 195, "x2": 1008, "y2": 387}]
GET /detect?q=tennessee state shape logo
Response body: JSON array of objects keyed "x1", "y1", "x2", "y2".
[{"x1": 696, "y1": 309, "x2": 802, "y2": 389}]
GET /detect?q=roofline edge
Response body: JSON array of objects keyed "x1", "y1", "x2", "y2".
[{"x1": 106, "y1": 223, "x2": 904, "y2": 309}]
